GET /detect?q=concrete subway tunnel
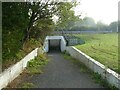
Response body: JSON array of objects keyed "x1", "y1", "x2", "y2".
[
  {"x1": 48, "y1": 39, "x2": 61, "y2": 52},
  {"x1": 33, "y1": 36, "x2": 105, "y2": 88},
  {"x1": 32, "y1": 36, "x2": 104, "y2": 88},
  {"x1": 43, "y1": 36, "x2": 66, "y2": 53}
]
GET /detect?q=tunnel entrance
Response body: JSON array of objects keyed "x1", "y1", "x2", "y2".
[
  {"x1": 43, "y1": 36, "x2": 66, "y2": 53},
  {"x1": 48, "y1": 39, "x2": 61, "y2": 52}
]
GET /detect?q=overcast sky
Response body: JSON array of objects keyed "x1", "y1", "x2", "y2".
[{"x1": 74, "y1": 0, "x2": 120, "y2": 25}]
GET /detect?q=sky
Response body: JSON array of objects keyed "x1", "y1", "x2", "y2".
[{"x1": 74, "y1": 0, "x2": 120, "y2": 25}]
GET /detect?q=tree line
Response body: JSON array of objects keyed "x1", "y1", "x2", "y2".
[{"x1": 56, "y1": 17, "x2": 118, "y2": 32}]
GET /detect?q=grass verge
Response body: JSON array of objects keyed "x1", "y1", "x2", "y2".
[
  {"x1": 26, "y1": 53, "x2": 49, "y2": 74},
  {"x1": 21, "y1": 82, "x2": 36, "y2": 88}
]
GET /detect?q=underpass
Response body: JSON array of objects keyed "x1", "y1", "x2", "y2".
[
  {"x1": 48, "y1": 39, "x2": 61, "y2": 52},
  {"x1": 23, "y1": 49, "x2": 103, "y2": 88},
  {"x1": 20, "y1": 36, "x2": 104, "y2": 88}
]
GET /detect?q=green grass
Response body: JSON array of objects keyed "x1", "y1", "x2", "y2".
[
  {"x1": 21, "y1": 82, "x2": 36, "y2": 88},
  {"x1": 27, "y1": 53, "x2": 49, "y2": 74},
  {"x1": 74, "y1": 33, "x2": 119, "y2": 73}
]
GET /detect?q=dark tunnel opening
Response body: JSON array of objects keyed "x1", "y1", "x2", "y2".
[{"x1": 48, "y1": 39, "x2": 61, "y2": 53}]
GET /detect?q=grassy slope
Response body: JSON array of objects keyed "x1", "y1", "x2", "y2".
[{"x1": 75, "y1": 33, "x2": 119, "y2": 73}]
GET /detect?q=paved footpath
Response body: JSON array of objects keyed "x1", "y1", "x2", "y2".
[{"x1": 24, "y1": 50, "x2": 104, "y2": 88}]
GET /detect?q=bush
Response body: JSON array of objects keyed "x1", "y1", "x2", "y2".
[
  {"x1": 27, "y1": 54, "x2": 48, "y2": 74},
  {"x1": 2, "y1": 34, "x2": 42, "y2": 70}
]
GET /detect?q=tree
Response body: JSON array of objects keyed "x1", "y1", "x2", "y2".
[
  {"x1": 96, "y1": 21, "x2": 108, "y2": 31},
  {"x1": 83, "y1": 17, "x2": 96, "y2": 27},
  {"x1": 2, "y1": 1, "x2": 79, "y2": 62},
  {"x1": 109, "y1": 21, "x2": 118, "y2": 32},
  {"x1": 23, "y1": 1, "x2": 61, "y2": 41},
  {"x1": 3, "y1": 1, "x2": 79, "y2": 41},
  {"x1": 55, "y1": 1, "x2": 80, "y2": 30},
  {"x1": 2, "y1": 2, "x2": 29, "y2": 61},
  {"x1": 29, "y1": 18, "x2": 55, "y2": 42},
  {"x1": 60, "y1": 17, "x2": 96, "y2": 31},
  {"x1": 2, "y1": 2, "x2": 29, "y2": 31}
]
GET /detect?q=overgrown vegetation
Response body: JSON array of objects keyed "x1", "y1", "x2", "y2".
[
  {"x1": 92, "y1": 72, "x2": 118, "y2": 90},
  {"x1": 18, "y1": 53, "x2": 49, "y2": 88},
  {"x1": 62, "y1": 51, "x2": 119, "y2": 90},
  {"x1": 75, "y1": 33, "x2": 119, "y2": 74},
  {"x1": 27, "y1": 53, "x2": 48, "y2": 74},
  {"x1": 21, "y1": 82, "x2": 36, "y2": 88},
  {"x1": 2, "y1": 38, "x2": 42, "y2": 70},
  {"x1": 2, "y1": 1, "x2": 79, "y2": 70}
]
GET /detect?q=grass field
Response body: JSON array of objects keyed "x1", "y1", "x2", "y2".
[{"x1": 75, "y1": 33, "x2": 119, "y2": 73}]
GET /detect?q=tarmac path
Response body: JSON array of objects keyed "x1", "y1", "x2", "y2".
[{"x1": 24, "y1": 50, "x2": 104, "y2": 88}]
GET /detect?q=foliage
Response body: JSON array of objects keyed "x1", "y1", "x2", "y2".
[
  {"x1": 2, "y1": 0, "x2": 61, "y2": 67},
  {"x1": 55, "y1": 1, "x2": 80, "y2": 30},
  {"x1": 2, "y1": 2, "x2": 28, "y2": 66},
  {"x1": 23, "y1": 1, "x2": 60, "y2": 41},
  {"x1": 59, "y1": 16, "x2": 117, "y2": 32},
  {"x1": 82, "y1": 17, "x2": 96, "y2": 27},
  {"x1": 2, "y1": 2, "x2": 29, "y2": 31},
  {"x1": 96, "y1": 21, "x2": 109, "y2": 31},
  {"x1": 21, "y1": 82, "x2": 35, "y2": 88},
  {"x1": 2, "y1": 1, "x2": 57, "y2": 42},
  {"x1": 92, "y1": 72, "x2": 119, "y2": 90},
  {"x1": 30, "y1": 18, "x2": 55, "y2": 42},
  {"x1": 23, "y1": 38, "x2": 42, "y2": 53},
  {"x1": 2, "y1": 29, "x2": 24, "y2": 62},
  {"x1": 109, "y1": 21, "x2": 118, "y2": 32},
  {"x1": 27, "y1": 54, "x2": 48, "y2": 74},
  {"x1": 2, "y1": 38, "x2": 41, "y2": 70},
  {"x1": 2, "y1": 1, "x2": 79, "y2": 68}
]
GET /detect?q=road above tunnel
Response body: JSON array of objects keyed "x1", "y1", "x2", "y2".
[{"x1": 24, "y1": 50, "x2": 104, "y2": 88}]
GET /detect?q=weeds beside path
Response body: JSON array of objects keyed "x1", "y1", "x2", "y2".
[
  {"x1": 5, "y1": 53, "x2": 48, "y2": 88},
  {"x1": 11, "y1": 50, "x2": 104, "y2": 88}
]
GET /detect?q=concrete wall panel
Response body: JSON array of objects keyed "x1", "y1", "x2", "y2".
[
  {"x1": 0, "y1": 48, "x2": 38, "y2": 89},
  {"x1": 66, "y1": 46, "x2": 120, "y2": 89}
]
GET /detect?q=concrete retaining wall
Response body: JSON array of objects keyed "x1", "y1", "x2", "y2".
[
  {"x1": 66, "y1": 46, "x2": 120, "y2": 89},
  {"x1": 0, "y1": 48, "x2": 38, "y2": 89}
]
